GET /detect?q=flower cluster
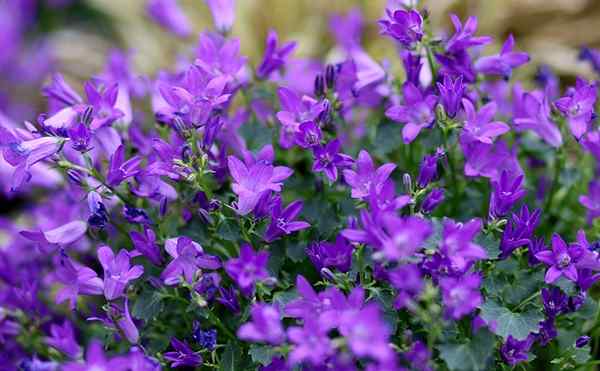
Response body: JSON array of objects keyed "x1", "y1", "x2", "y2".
[{"x1": 2, "y1": 1, "x2": 600, "y2": 370}]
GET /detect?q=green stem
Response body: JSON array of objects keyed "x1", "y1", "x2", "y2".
[{"x1": 513, "y1": 291, "x2": 541, "y2": 312}]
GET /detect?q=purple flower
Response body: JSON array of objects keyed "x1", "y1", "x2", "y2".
[
  {"x1": 405, "y1": 341, "x2": 432, "y2": 371},
  {"x1": 579, "y1": 46, "x2": 600, "y2": 74},
  {"x1": 378, "y1": 8, "x2": 423, "y2": 47},
  {"x1": 204, "y1": 0, "x2": 235, "y2": 33},
  {"x1": 20, "y1": 220, "x2": 87, "y2": 252},
  {"x1": 367, "y1": 178, "x2": 412, "y2": 216},
  {"x1": 436, "y1": 49, "x2": 477, "y2": 83},
  {"x1": 385, "y1": 82, "x2": 437, "y2": 143},
  {"x1": 329, "y1": 8, "x2": 363, "y2": 51},
  {"x1": 54, "y1": 251, "x2": 104, "y2": 309},
  {"x1": 445, "y1": 14, "x2": 492, "y2": 54},
  {"x1": 238, "y1": 303, "x2": 285, "y2": 345},
  {"x1": 555, "y1": 78, "x2": 597, "y2": 139},
  {"x1": 437, "y1": 75, "x2": 465, "y2": 118},
  {"x1": 343, "y1": 150, "x2": 396, "y2": 199},
  {"x1": 580, "y1": 180, "x2": 600, "y2": 223},
  {"x1": 68, "y1": 120, "x2": 92, "y2": 153},
  {"x1": 42, "y1": 73, "x2": 83, "y2": 109},
  {"x1": 339, "y1": 303, "x2": 394, "y2": 363},
  {"x1": 389, "y1": 264, "x2": 423, "y2": 309},
  {"x1": 421, "y1": 188, "x2": 445, "y2": 213},
  {"x1": 287, "y1": 318, "x2": 333, "y2": 366},
  {"x1": 475, "y1": 35, "x2": 530, "y2": 78},
  {"x1": 217, "y1": 286, "x2": 240, "y2": 313},
  {"x1": 116, "y1": 298, "x2": 140, "y2": 344},
  {"x1": 537, "y1": 318, "x2": 557, "y2": 346},
  {"x1": 306, "y1": 235, "x2": 353, "y2": 273},
  {"x1": 462, "y1": 99, "x2": 510, "y2": 144},
  {"x1": 264, "y1": 196, "x2": 310, "y2": 242},
  {"x1": 87, "y1": 191, "x2": 109, "y2": 229},
  {"x1": 130, "y1": 226, "x2": 163, "y2": 266},
  {"x1": 439, "y1": 273, "x2": 482, "y2": 319},
  {"x1": 489, "y1": 171, "x2": 526, "y2": 217},
  {"x1": 295, "y1": 120, "x2": 322, "y2": 148},
  {"x1": 161, "y1": 237, "x2": 220, "y2": 285},
  {"x1": 576, "y1": 335, "x2": 591, "y2": 348},
  {"x1": 63, "y1": 340, "x2": 129, "y2": 371},
  {"x1": 84, "y1": 81, "x2": 125, "y2": 130},
  {"x1": 227, "y1": 154, "x2": 293, "y2": 215},
  {"x1": 276, "y1": 87, "x2": 326, "y2": 149},
  {"x1": 500, "y1": 206, "x2": 541, "y2": 259},
  {"x1": 193, "y1": 325, "x2": 217, "y2": 350},
  {"x1": 312, "y1": 139, "x2": 353, "y2": 182},
  {"x1": 513, "y1": 89, "x2": 562, "y2": 147},
  {"x1": 97, "y1": 245, "x2": 144, "y2": 300},
  {"x1": 164, "y1": 338, "x2": 202, "y2": 368},
  {"x1": 0, "y1": 127, "x2": 65, "y2": 190},
  {"x1": 417, "y1": 148, "x2": 444, "y2": 188},
  {"x1": 44, "y1": 321, "x2": 82, "y2": 359},
  {"x1": 402, "y1": 51, "x2": 423, "y2": 87},
  {"x1": 536, "y1": 234, "x2": 584, "y2": 283},
  {"x1": 461, "y1": 137, "x2": 523, "y2": 181},
  {"x1": 256, "y1": 30, "x2": 297, "y2": 79},
  {"x1": 500, "y1": 335, "x2": 534, "y2": 366},
  {"x1": 106, "y1": 144, "x2": 142, "y2": 187},
  {"x1": 146, "y1": 0, "x2": 192, "y2": 38},
  {"x1": 439, "y1": 218, "x2": 486, "y2": 271},
  {"x1": 542, "y1": 287, "x2": 568, "y2": 318},
  {"x1": 225, "y1": 244, "x2": 269, "y2": 296}
]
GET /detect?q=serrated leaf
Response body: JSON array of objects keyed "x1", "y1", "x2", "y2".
[
  {"x1": 475, "y1": 233, "x2": 500, "y2": 259},
  {"x1": 249, "y1": 344, "x2": 277, "y2": 366},
  {"x1": 439, "y1": 329, "x2": 496, "y2": 371},
  {"x1": 479, "y1": 299, "x2": 543, "y2": 340},
  {"x1": 132, "y1": 290, "x2": 163, "y2": 322},
  {"x1": 220, "y1": 341, "x2": 241, "y2": 371}
]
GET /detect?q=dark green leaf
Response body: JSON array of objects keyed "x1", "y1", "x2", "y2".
[
  {"x1": 475, "y1": 233, "x2": 500, "y2": 259},
  {"x1": 217, "y1": 219, "x2": 240, "y2": 242},
  {"x1": 479, "y1": 299, "x2": 543, "y2": 340},
  {"x1": 220, "y1": 341, "x2": 241, "y2": 371},
  {"x1": 249, "y1": 344, "x2": 278, "y2": 366},
  {"x1": 438, "y1": 329, "x2": 496, "y2": 371},
  {"x1": 132, "y1": 290, "x2": 163, "y2": 322}
]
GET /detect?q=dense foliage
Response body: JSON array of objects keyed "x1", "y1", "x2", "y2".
[{"x1": 3, "y1": 0, "x2": 600, "y2": 370}]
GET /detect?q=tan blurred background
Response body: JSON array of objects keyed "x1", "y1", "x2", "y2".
[{"x1": 50, "y1": 0, "x2": 600, "y2": 82}]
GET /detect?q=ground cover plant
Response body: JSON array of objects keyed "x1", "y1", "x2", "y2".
[{"x1": 3, "y1": 0, "x2": 600, "y2": 370}]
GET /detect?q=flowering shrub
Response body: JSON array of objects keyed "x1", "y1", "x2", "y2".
[{"x1": 4, "y1": 1, "x2": 600, "y2": 370}]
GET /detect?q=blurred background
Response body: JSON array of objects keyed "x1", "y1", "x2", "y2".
[{"x1": 4, "y1": 0, "x2": 600, "y2": 122}]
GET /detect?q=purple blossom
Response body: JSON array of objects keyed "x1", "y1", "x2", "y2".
[
  {"x1": 20, "y1": 220, "x2": 87, "y2": 252},
  {"x1": 295, "y1": 120, "x2": 322, "y2": 148},
  {"x1": 44, "y1": 321, "x2": 82, "y2": 359},
  {"x1": 417, "y1": 148, "x2": 444, "y2": 187},
  {"x1": 312, "y1": 139, "x2": 353, "y2": 182},
  {"x1": 306, "y1": 235, "x2": 353, "y2": 273},
  {"x1": 489, "y1": 171, "x2": 526, "y2": 217},
  {"x1": 421, "y1": 188, "x2": 445, "y2": 213},
  {"x1": 500, "y1": 206, "x2": 541, "y2": 259},
  {"x1": 227, "y1": 154, "x2": 293, "y2": 215},
  {"x1": 378, "y1": 8, "x2": 423, "y2": 47},
  {"x1": 438, "y1": 218, "x2": 486, "y2": 271},
  {"x1": 343, "y1": 150, "x2": 396, "y2": 199},
  {"x1": 330, "y1": 8, "x2": 363, "y2": 51},
  {"x1": 439, "y1": 273, "x2": 482, "y2": 319},
  {"x1": 500, "y1": 335, "x2": 534, "y2": 366},
  {"x1": 542, "y1": 287, "x2": 568, "y2": 318},
  {"x1": 106, "y1": 144, "x2": 142, "y2": 187},
  {"x1": 579, "y1": 46, "x2": 600, "y2": 74},
  {"x1": 97, "y1": 245, "x2": 144, "y2": 300},
  {"x1": 84, "y1": 81, "x2": 125, "y2": 130},
  {"x1": 462, "y1": 99, "x2": 510, "y2": 144},
  {"x1": 402, "y1": 51, "x2": 423, "y2": 87},
  {"x1": 580, "y1": 180, "x2": 600, "y2": 223},
  {"x1": 161, "y1": 236, "x2": 220, "y2": 285},
  {"x1": 205, "y1": 0, "x2": 235, "y2": 33},
  {"x1": 146, "y1": 0, "x2": 192, "y2": 38},
  {"x1": 555, "y1": 78, "x2": 597, "y2": 139},
  {"x1": 445, "y1": 14, "x2": 492, "y2": 54},
  {"x1": 385, "y1": 82, "x2": 437, "y2": 143},
  {"x1": 535, "y1": 234, "x2": 584, "y2": 283},
  {"x1": 54, "y1": 251, "x2": 103, "y2": 309},
  {"x1": 576, "y1": 336, "x2": 591, "y2": 348},
  {"x1": 129, "y1": 226, "x2": 163, "y2": 266},
  {"x1": 256, "y1": 30, "x2": 297, "y2": 79},
  {"x1": 389, "y1": 264, "x2": 423, "y2": 309},
  {"x1": 164, "y1": 338, "x2": 202, "y2": 368},
  {"x1": 475, "y1": 34, "x2": 530, "y2": 78},
  {"x1": 287, "y1": 318, "x2": 333, "y2": 366},
  {"x1": 225, "y1": 244, "x2": 269, "y2": 296},
  {"x1": 513, "y1": 89, "x2": 562, "y2": 147},
  {"x1": 0, "y1": 127, "x2": 65, "y2": 190},
  {"x1": 276, "y1": 87, "x2": 326, "y2": 149},
  {"x1": 63, "y1": 340, "x2": 129, "y2": 371},
  {"x1": 437, "y1": 75, "x2": 465, "y2": 118},
  {"x1": 237, "y1": 303, "x2": 285, "y2": 345},
  {"x1": 264, "y1": 196, "x2": 310, "y2": 242},
  {"x1": 339, "y1": 303, "x2": 395, "y2": 363}
]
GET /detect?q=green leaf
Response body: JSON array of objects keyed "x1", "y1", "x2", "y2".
[
  {"x1": 372, "y1": 122, "x2": 401, "y2": 157},
  {"x1": 475, "y1": 233, "x2": 500, "y2": 259},
  {"x1": 249, "y1": 344, "x2": 278, "y2": 366},
  {"x1": 285, "y1": 241, "x2": 305, "y2": 263},
  {"x1": 423, "y1": 217, "x2": 443, "y2": 251},
  {"x1": 220, "y1": 341, "x2": 242, "y2": 371},
  {"x1": 217, "y1": 219, "x2": 240, "y2": 242},
  {"x1": 240, "y1": 119, "x2": 274, "y2": 151},
  {"x1": 273, "y1": 290, "x2": 298, "y2": 311},
  {"x1": 438, "y1": 329, "x2": 496, "y2": 371},
  {"x1": 132, "y1": 289, "x2": 163, "y2": 322},
  {"x1": 479, "y1": 299, "x2": 543, "y2": 340}
]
